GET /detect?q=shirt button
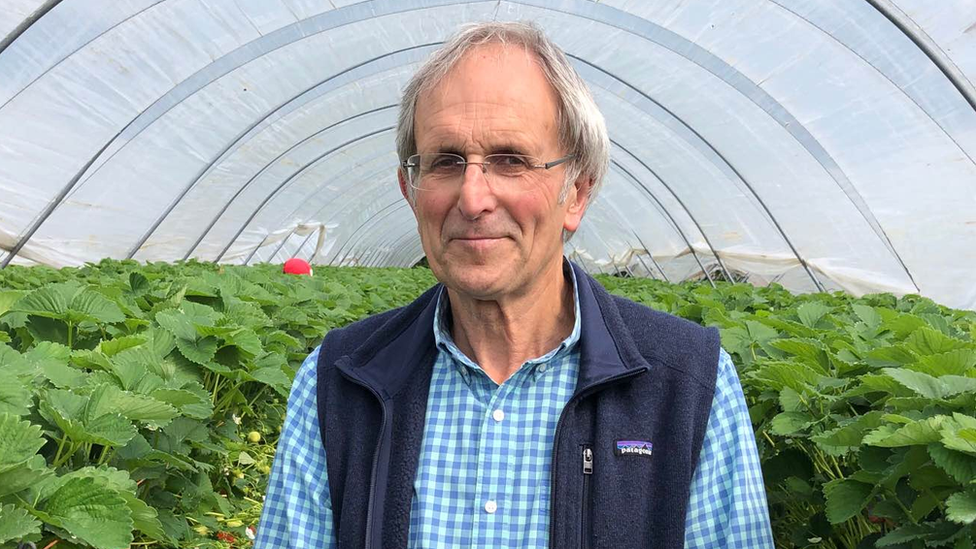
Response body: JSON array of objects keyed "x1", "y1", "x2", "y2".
[
  {"x1": 492, "y1": 409, "x2": 505, "y2": 422},
  {"x1": 484, "y1": 500, "x2": 497, "y2": 514},
  {"x1": 537, "y1": 364, "x2": 548, "y2": 373}
]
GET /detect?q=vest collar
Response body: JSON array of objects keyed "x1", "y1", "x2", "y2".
[{"x1": 336, "y1": 260, "x2": 648, "y2": 398}]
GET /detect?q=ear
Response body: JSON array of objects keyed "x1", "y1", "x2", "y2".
[
  {"x1": 562, "y1": 177, "x2": 593, "y2": 233},
  {"x1": 398, "y1": 168, "x2": 416, "y2": 211}
]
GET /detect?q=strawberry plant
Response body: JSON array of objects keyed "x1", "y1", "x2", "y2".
[
  {"x1": 601, "y1": 276, "x2": 976, "y2": 548},
  {"x1": 2, "y1": 261, "x2": 973, "y2": 548},
  {"x1": 0, "y1": 260, "x2": 435, "y2": 549}
]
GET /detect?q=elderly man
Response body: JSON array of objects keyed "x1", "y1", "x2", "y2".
[{"x1": 256, "y1": 22, "x2": 773, "y2": 549}]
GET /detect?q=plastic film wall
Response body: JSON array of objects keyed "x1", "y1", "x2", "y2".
[{"x1": 1, "y1": 0, "x2": 974, "y2": 310}]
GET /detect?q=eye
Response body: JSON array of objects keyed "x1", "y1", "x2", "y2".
[
  {"x1": 495, "y1": 154, "x2": 530, "y2": 167},
  {"x1": 427, "y1": 154, "x2": 462, "y2": 171}
]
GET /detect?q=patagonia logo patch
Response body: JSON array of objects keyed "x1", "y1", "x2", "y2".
[{"x1": 616, "y1": 440, "x2": 653, "y2": 457}]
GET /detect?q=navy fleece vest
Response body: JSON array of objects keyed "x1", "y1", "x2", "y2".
[{"x1": 316, "y1": 263, "x2": 719, "y2": 549}]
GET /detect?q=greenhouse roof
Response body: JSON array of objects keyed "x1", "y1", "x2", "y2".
[{"x1": 1, "y1": 0, "x2": 974, "y2": 309}]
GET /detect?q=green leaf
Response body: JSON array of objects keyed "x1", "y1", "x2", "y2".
[
  {"x1": 39, "y1": 359, "x2": 87, "y2": 389},
  {"x1": 147, "y1": 326, "x2": 176, "y2": 359},
  {"x1": 853, "y1": 304, "x2": 881, "y2": 329},
  {"x1": 797, "y1": 302, "x2": 831, "y2": 328},
  {"x1": 248, "y1": 365, "x2": 291, "y2": 395},
  {"x1": 947, "y1": 488, "x2": 976, "y2": 524},
  {"x1": 748, "y1": 361, "x2": 823, "y2": 393},
  {"x1": 175, "y1": 336, "x2": 218, "y2": 365},
  {"x1": 929, "y1": 443, "x2": 976, "y2": 484},
  {"x1": 150, "y1": 387, "x2": 213, "y2": 419},
  {"x1": 823, "y1": 478, "x2": 874, "y2": 524},
  {"x1": 814, "y1": 411, "x2": 885, "y2": 455},
  {"x1": 883, "y1": 368, "x2": 949, "y2": 399},
  {"x1": 778, "y1": 387, "x2": 804, "y2": 413},
  {"x1": 943, "y1": 428, "x2": 976, "y2": 456},
  {"x1": 61, "y1": 465, "x2": 137, "y2": 493},
  {"x1": 769, "y1": 411, "x2": 815, "y2": 436},
  {"x1": 222, "y1": 327, "x2": 263, "y2": 357},
  {"x1": 0, "y1": 413, "x2": 46, "y2": 473},
  {"x1": 40, "y1": 476, "x2": 134, "y2": 549},
  {"x1": 70, "y1": 289, "x2": 125, "y2": 324},
  {"x1": 875, "y1": 523, "x2": 958, "y2": 547},
  {"x1": 128, "y1": 272, "x2": 149, "y2": 293},
  {"x1": 905, "y1": 327, "x2": 968, "y2": 356},
  {"x1": 0, "y1": 503, "x2": 42, "y2": 545},
  {"x1": 882, "y1": 313, "x2": 929, "y2": 340},
  {"x1": 864, "y1": 416, "x2": 946, "y2": 447},
  {"x1": 12, "y1": 284, "x2": 72, "y2": 319},
  {"x1": 0, "y1": 370, "x2": 32, "y2": 416},
  {"x1": 914, "y1": 349, "x2": 976, "y2": 377},
  {"x1": 81, "y1": 412, "x2": 138, "y2": 447},
  {"x1": 0, "y1": 455, "x2": 54, "y2": 497},
  {"x1": 769, "y1": 338, "x2": 830, "y2": 374},
  {"x1": 97, "y1": 335, "x2": 147, "y2": 357},
  {"x1": 866, "y1": 345, "x2": 919, "y2": 368},
  {"x1": 0, "y1": 290, "x2": 26, "y2": 319},
  {"x1": 941, "y1": 375, "x2": 976, "y2": 397},
  {"x1": 120, "y1": 492, "x2": 165, "y2": 539},
  {"x1": 87, "y1": 384, "x2": 178, "y2": 426}
]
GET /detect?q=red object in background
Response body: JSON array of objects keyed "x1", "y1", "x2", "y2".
[
  {"x1": 283, "y1": 258, "x2": 312, "y2": 276},
  {"x1": 216, "y1": 531, "x2": 236, "y2": 543}
]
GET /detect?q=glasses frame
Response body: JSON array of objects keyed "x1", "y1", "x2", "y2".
[{"x1": 401, "y1": 152, "x2": 575, "y2": 191}]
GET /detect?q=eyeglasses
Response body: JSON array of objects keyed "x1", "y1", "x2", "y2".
[{"x1": 402, "y1": 153, "x2": 574, "y2": 192}]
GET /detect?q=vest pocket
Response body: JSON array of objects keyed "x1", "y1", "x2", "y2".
[{"x1": 580, "y1": 444, "x2": 593, "y2": 549}]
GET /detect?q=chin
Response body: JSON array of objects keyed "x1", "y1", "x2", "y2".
[{"x1": 437, "y1": 262, "x2": 512, "y2": 299}]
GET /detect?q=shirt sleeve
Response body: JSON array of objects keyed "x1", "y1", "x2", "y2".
[
  {"x1": 684, "y1": 348, "x2": 774, "y2": 549},
  {"x1": 254, "y1": 346, "x2": 337, "y2": 549}
]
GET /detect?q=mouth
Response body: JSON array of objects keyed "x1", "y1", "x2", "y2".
[{"x1": 450, "y1": 236, "x2": 507, "y2": 249}]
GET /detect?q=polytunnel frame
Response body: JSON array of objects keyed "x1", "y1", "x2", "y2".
[
  {"x1": 239, "y1": 146, "x2": 401, "y2": 266},
  {"x1": 181, "y1": 104, "x2": 400, "y2": 261},
  {"x1": 222, "y1": 118, "x2": 723, "y2": 284},
  {"x1": 0, "y1": 1, "x2": 870, "y2": 276},
  {"x1": 213, "y1": 126, "x2": 396, "y2": 263},
  {"x1": 0, "y1": 0, "x2": 958, "y2": 288},
  {"x1": 125, "y1": 45, "x2": 438, "y2": 261},
  {"x1": 608, "y1": 158, "x2": 717, "y2": 286},
  {"x1": 175, "y1": 53, "x2": 786, "y2": 284}
]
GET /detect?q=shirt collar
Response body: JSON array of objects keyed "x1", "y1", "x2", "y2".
[{"x1": 432, "y1": 260, "x2": 582, "y2": 378}]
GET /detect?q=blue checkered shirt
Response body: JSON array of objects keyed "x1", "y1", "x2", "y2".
[{"x1": 255, "y1": 275, "x2": 774, "y2": 548}]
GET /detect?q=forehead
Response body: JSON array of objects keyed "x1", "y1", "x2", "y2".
[{"x1": 413, "y1": 43, "x2": 560, "y2": 151}]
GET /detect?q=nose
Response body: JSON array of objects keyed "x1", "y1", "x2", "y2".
[{"x1": 456, "y1": 162, "x2": 497, "y2": 220}]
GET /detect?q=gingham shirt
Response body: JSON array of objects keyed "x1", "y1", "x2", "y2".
[{"x1": 256, "y1": 275, "x2": 774, "y2": 548}]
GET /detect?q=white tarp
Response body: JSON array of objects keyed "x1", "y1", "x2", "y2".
[{"x1": 1, "y1": 0, "x2": 974, "y2": 309}]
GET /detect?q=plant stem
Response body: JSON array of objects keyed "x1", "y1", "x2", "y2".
[
  {"x1": 53, "y1": 433, "x2": 68, "y2": 465},
  {"x1": 245, "y1": 386, "x2": 268, "y2": 414},
  {"x1": 67, "y1": 321, "x2": 73, "y2": 349},
  {"x1": 97, "y1": 445, "x2": 114, "y2": 465},
  {"x1": 53, "y1": 442, "x2": 76, "y2": 468}
]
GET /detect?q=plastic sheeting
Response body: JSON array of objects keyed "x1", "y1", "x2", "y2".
[{"x1": 1, "y1": 0, "x2": 974, "y2": 310}]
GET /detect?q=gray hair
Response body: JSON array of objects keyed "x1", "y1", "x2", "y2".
[{"x1": 396, "y1": 21, "x2": 610, "y2": 209}]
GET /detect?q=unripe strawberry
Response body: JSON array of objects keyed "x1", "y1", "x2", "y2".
[{"x1": 247, "y1": 431, "x2": 262, "y2": 443}]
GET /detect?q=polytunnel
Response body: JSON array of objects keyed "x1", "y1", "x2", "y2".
[{"x1": 1, "y1": 0, "x2": 975, "y2": 310}]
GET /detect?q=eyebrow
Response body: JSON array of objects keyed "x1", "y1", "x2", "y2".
[{"x1": 427, "y1": 143, "x2": 533, "y2": 156}]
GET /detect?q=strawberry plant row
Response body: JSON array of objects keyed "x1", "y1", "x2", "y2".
[
  {"x1": 0, "y1": 260, "x2": 436, "y2": 549},
  {"x1": 1, "y1": 261, "x2": 974, "y2": 548}
]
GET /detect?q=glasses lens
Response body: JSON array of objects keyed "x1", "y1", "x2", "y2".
[
  {"x1": 410, "y1": 154, "x2": 464, "y2": 190},
  {"x1": 486, "y1": 154, "x2": 536, "y2": 179}
]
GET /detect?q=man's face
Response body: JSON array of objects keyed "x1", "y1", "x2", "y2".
[{"x1": 400, "y1": 43, "x2": 589, "y2": 300}]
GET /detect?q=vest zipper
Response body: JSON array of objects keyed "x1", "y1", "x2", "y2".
[
  {"x1": 580, "y1": 445, "x2": 593, "y2": 549},
  {"x1": 336, "y1": 367, "x2": 388, "y2": 549},
  {"x1": 549, "y1": 367, "x2": 647, "y2": 549}
]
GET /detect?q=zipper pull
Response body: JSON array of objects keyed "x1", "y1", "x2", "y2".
[{"x1": 582, "y1": 447, "x2": 593, "y2": 475}]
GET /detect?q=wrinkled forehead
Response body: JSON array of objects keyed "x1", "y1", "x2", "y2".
[{"x1": 413, "y1": 43, "x2": 560, "y2": 150}]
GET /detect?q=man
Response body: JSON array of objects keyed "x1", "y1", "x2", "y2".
[{"x1": 256, "y1": 21, "x2": 773, "y2": 549}]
